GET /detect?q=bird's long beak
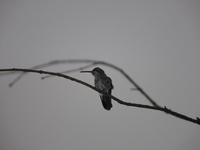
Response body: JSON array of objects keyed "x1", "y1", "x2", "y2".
[{"x1": 80, "y1": 71, "x2": 92, "y2": 73}]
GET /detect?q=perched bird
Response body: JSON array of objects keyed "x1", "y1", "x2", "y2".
[{"x1": 81, "y1": 67, "x2": 113, "y2": 110}]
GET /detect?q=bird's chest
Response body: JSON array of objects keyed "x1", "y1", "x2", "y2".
[
  {"x1": 94, "y1": 76, "x2": 113, "y2": 92},
  {"x1": 94, "y1": 78, "x2": 107, "y2": 91}
]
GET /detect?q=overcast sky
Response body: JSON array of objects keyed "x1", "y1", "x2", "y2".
[{"x1": 0, "y1": 1, "x2": 200, "y2": 150}]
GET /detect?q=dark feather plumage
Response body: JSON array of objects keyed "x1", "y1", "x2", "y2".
[{"x1": 81, "y1": 67, "x2": 113, "y2": 110}]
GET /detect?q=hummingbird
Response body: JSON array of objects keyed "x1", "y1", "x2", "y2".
[{"x1": 80, "y1": 67, "x2": 113, "y2": 110}]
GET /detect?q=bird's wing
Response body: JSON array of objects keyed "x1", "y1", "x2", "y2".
[{"x1": 106, "y1": 77, "x2": 114, "y2": 90}]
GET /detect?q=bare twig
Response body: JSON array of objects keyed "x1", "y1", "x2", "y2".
[
  {"x1": 41, "y1": 63, "x2": 96, "y2": 79},
  {"x1": 0, "y1": 68, "x2": 199, "y2": 126},
  {"x1": 6, "y1": 59, "x2": 159, "y2": 107}
]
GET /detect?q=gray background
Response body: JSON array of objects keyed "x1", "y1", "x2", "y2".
[{"x1": 0, "y1": 1, "x2": 200, "y2": 150}]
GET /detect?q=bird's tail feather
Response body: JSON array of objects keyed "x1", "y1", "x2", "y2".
[{"x1": 100, "y1": 94, "x2": 112, "y2": 110}]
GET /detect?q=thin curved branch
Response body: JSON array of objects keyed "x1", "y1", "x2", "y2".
[
  {"x1": 0, "y1": 68, "x2": 199, "y2": 126},
  {"x1": 41, "y1": 63, "x2": 96, "y2": 80},
  {"x1": 6, "y1": 59, "x2": 159, "y2": 107}
]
